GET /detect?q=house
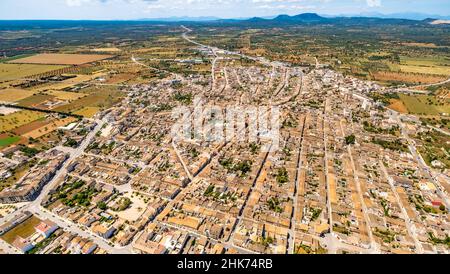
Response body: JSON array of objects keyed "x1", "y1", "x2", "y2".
[
  {"x1": 431, "y1": 201, "x2": 444, "y2": 208},
  {"x1": 81, "y1": 242, "x2": 98, "y2": 254},
  {"x1": 12, "y1": 236, "x2": 34, "y2": 253},
  {"x1": 35, "y1": 219, "x2": 58, "y2": 238},
  {"x1": 92, "y1": 224, "x2": 116, "y2": 239}
]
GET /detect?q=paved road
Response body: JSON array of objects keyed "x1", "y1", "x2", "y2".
[
  {"x1": 340, "y1": 120, "x2": 379, "y2": 253},
  {"x1": 412, "y1": 78, "x2": 450, "y2": 89},
  {"x1": 322, "y1": 100, "x2": 335, "y2": 249},
  {"x1": 395, "y1": 78, "x2": 450, "y2": 94},
  {"x1": 225, "y1": 144, "x2": 272, "y2": 246},
  {"x1": 287, "y1": 116, "x2": 307, "y2": 254},
  {"x1": 33, "y1": 206, "x2": 132, "y2": 254},
  {"x1": 0, "y1": 239, "x2": 20, "y2": 254},
  {"x1": 180, "y1": 25, "x2": 309, "y2": 253},
  {"x1": 355, "y1": 91, "x2": 450, "y2": 210},
  {"x1": 131, "y1": 55, "x2": 182, "y2": 80},
  {"x1": 379, "y1": 160, "x2": 424, "y2": 253},
  {"x1": 0, "y1": 118, "x2": 136, "y2": 254},
  {"x1": 390, "y1": 112, "x2": 450, "y2": 212},
  {"x1": 427, "y1": 125, "x2": 450, "y2": 136},
  {"x1": 0, "y1": 119, "x2": 104, "y2": 222}
]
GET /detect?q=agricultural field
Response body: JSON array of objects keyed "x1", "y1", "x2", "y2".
[
  {"x1": 11, "y1": 119, "x2": 52, "y2": 136},
  {"x1": 388, "y1": 99, "x2": 408, "y2": 113},
  {"x1": 0, "y1": 135, "x2": 20, "y2": 147},
  {"x1": 383, "y1": 56, "x2": 450, "y2": 77},
  {"x1": 32, "y1": 73, "x2": 106, "y2": 92},
  {"x1": 73, "y1": 107, "x2": 101, "y2": 118},
  {"x1": 105, "y1": 73, "x2": 137, "y2": 84},
  {"x1": 397, "y1": 94, "x2": 450, "y2": 116},
  {"x1": 53, "y1": 86, "x2": 124, "y2": 115},
  {"x1": 44, "y1": 90, "x2": 88, "y2": 101},
  {"x1": 17, "y1": 94, "x2": 56, "y2": 108},
  {"x1": 371, "y1": 71, "x2": 447, "y2": 85},
  {"x1": 21, "y1": 117, "x2": 78, "y2": 139},
  {"x1": 91, "y1": 47, "x2": 121, "y2": 53},
  {"x1": 0, "y1": 63, "x2": 66, "y2": 82},
  {"x1": 0, "y1": 88, "x2": 37, "y2": 102},
  {"x1": 400, "y1": 56, "x2": 450, "y2": 67},
  {"x1": 399, "y1": 65, "x2": 450, "y2": 76},
  {"x1": 0, "y1": 110, "x2": 45, "y2": 132},
  {"x1": 22, "y1": 117, "x2": 77, "y2": 139},
  {"x1": 10, "y1": 53, "x2": 114, "y2": 65}
]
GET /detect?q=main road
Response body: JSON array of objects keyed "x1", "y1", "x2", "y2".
[{"x1": 0, "y1": 117, "x2": 133, "y2": 254}]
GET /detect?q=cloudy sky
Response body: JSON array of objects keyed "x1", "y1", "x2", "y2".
[{"x1": 0, "y1": 0, "x2": 449, "y2": 20}]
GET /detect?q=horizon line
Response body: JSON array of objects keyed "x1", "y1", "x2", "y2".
[{"x1": 0, "y1": 12, "x2": 449, "y2": 22}]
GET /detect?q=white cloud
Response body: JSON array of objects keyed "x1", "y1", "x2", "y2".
[
  {"x1": 366, "y1": 0, "x2": 381, "y2": 8},
  {"x1": 66, "y1": 0, "x2": 93, "y2": 7},
  {"x1": 65, "y1": 0, "x2": 157, "y2": 7}
]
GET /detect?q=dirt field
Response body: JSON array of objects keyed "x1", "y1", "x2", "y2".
[
  {"x1": 17, "y1": 94, "x2": 56, "y2": 107},
  {"x1": 22, "y1": 117, "x2": 78, "y2": 139},
  {"x1": 73, "y1": 107, "x2": 101, "y2": 118},
  {"x1": 12, "y1": 119, "x2": 51, "y2": 135},
  {"x1": 0, "y1": 63, "x2": 66, "y2": 82},
  {"x1": 401, "y1": 42, "x2": 440, "y2": 48},
  {"x1": 388, "y1": 99, "x2": 408, "y2": 113},
  {"x1": 0, "y1": 88, "x2": 37, "y2": 102},
  {"x1": 10, "y1": 53, "x2": 114, "y2": 65},
  {"x1": 371, "y1": 71, "x2": 447, "y2": 85},
  {"x1": 106, "y1": 73, "x2": 136, "y2": 84},
  {"x1": 0, "y1": 110, "x2": 45, "y2": 132},
  {"x1": 44, "y1": 90, "x2": 88, "y2": 101},
  {"x1": 91, "y1": 47, "x2": 121, "y2": 53},
  {"x1": 33, "y1": 73, "x2": 107, "y2": 92},
  {"x1": 54, "y1": 86, "x2": 123, "y2": 114}
]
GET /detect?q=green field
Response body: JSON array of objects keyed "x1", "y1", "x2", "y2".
[
  {"x1": 73, "y1": 107, "x2": 101, "y2": 118},
  {"x1": 0, "y1": 63, "x2": 66, "y2": 82},
  {"x1": 398, "y1": 94, "x2": 450, "y2": 116},
  {"x1": 399, "y1": 56, "x2": 450, "y2": 76},
  {"x1": 0, "y1": 54, "x2": 34, "y2": 64},
  {"x1": 400, "y1": 56, "x2": 450, "y2": 67},
  {"x1": 399, "y1": 65, "x2": 450, "y2": 76},
  {"x1": 0, "y1": 216, "x2": 41, "y2": 244},
  {"x1": 17, "y1": 94, "x2": 56, "y2": 107},
  {"x1": 54, "y1": 87, "x2": 123, "y2": 114},
  {"x1": 0, "y1": 136, "x2": 20, "y2": 147}
]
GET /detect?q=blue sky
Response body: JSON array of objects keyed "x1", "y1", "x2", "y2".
[{"x1": 0, "y1": 0, "x2": 449, "y2": 20}]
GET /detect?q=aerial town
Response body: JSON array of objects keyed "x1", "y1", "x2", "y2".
[{"x1": 0, "y1": 17, "x2": 449, "y2": 255}]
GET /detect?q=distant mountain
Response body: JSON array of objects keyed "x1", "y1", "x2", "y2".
[
  {"x1": 236, "y1": 13, "x2": 327, "y2": 23},
  {"x1": 217, "y1": 13, "x2": 423, "y2": 26},
  {"x1": 138, "y1": 16, "x2": 220, "y2": 22},
  {"x1": 211, "y1": 13, "x2": 328, "y2": 25},
  {"x1": 273, "y1": 13, "x2": 326, "y2": 22},
  {"x1": 135, "y1": 12, "x2": 450, "y2": 24},
  {"x1": 330, "y1": 12, "x2": 450, "y2": 21}
]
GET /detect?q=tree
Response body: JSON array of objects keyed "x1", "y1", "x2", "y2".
[
  {"x1": 98, "y1": 201, "x2": 107, "y2": 210},
  {"x1": 345, "y1": 134, "x2": 356, "y2": 145}
]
